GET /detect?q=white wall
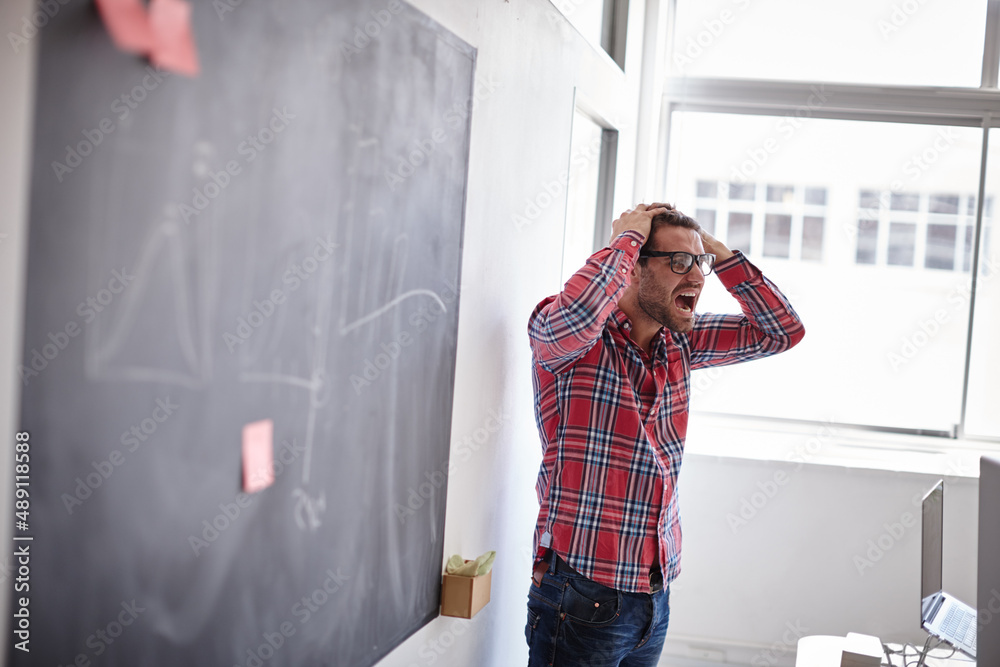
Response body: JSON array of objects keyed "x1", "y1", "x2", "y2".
[
  {"x1": 0, "y1": 2, "x2": 649, "y2": 666},
  {"x1": 662, "y1": 445, "x2": 979, "y2": 667},
  {"x1": 373, "y1": 1, "x2": 651, "y2": 665}
]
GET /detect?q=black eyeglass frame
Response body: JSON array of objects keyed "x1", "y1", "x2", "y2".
[{"x1": 638, "y1": 250, "x2": 717, "y2": 275}]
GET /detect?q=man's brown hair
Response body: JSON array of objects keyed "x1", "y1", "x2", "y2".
[{"x1": 639, "y1": 202, "x2": 701, "y2": 262}]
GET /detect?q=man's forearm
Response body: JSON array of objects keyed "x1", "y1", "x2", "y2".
[
  {"x1": 688, "y1": 252, "x2": 805, "y2": 367},
  {"x1": 527, "y1": 231, "x2": 643, "y2": 373}
]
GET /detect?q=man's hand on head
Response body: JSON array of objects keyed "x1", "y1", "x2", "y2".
[
  {"x1": 698, "y1": 228, "x2": 735, "y2": 263},
  {"x1": 610, "y1": 204, "x2": 669, "y2": 245}
]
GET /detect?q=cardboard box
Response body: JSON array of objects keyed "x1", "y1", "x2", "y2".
[{"x1": 440, "y1": 562, "x2": 492, "y2": 619}]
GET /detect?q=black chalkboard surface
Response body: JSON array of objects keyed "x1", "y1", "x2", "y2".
[{"x1": 13, "y1": 1, "x2": 473, "y2": 665}]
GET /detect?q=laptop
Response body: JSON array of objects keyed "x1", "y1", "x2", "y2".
[{"x1": 920, "y1": 480, "x2": 977, "y2": 658}]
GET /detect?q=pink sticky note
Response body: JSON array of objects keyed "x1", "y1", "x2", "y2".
[
  {"x1": 94, "y1": 0, "x2": 155, "y2": 54},
  {"x1": 149, "y1": 0, "x2": 200, "y2": 77},
  {"x1": 242, "y1": 419, "x2": 274, "y2": 494}
]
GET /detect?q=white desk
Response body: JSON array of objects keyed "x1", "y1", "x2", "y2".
[{"x1": 795, "y1": 635, "x2": 975, "y2": 666}]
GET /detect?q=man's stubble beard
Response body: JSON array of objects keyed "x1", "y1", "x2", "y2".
[{"x1": 636, "y1": 276, "x2": 693, "y2": 335}]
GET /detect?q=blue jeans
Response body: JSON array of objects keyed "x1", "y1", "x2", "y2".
[{"x1": 525, "y1": 557, "x2": 671, "y2": 667}]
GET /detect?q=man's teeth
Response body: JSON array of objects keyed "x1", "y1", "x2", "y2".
[{"x1": 677, "y1": 291, "x2": 696, "y2": 313}]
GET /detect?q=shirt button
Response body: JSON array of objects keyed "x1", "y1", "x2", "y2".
[
  {"x1": 621, "y1": 268, "x2": 627, "y2": 274},
  {"x1": 630, "y1": 241, "x2": 637, "y2": 247}
]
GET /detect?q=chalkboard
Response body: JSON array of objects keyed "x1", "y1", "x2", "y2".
[{"x1": 12, "y1": 1, "x2": 474, "y2": 665}]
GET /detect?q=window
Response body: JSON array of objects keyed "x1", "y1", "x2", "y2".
[
  {"x1": 856, "y1": 219, "x2": 878, "y2": 265},
  {"x1": 696, "y1": 180, "x2": 718, "y2": 198},
  {"x1": 887, "y1": 222, "x2": 917, "y2": 266},
  {"x1": 696, "y1": 208, "x2": 716, "y2": 235},
  {"x1": 891, "y1": 193, "x2": 920, "y2": 212},
  {"x1": 930, "y1": 195, "x2": 960, "y2": 215},
  {"x1": 926, "y1": 224, "x2": 958, "y2": 270},
  {"x1": 562, "y1": 109, "x2": 617, "y2": 283},
  {"x1": 964, "y1": 139, "x2": 1000, "y2": 438},
  {"x1": 691, "y1": 179, "x2": 828, "y2": 263},
  {"x1": 671, "y1": 0, "x2": 987, "y2": 86},
  {"x1": 554, "y1": 0, "x2": 629, "y2": 69},
  {"x1": 728, "y1": 182, "x2": 755, "y2": 201},
  {"x1": 805, "y1": 188, "x2": 827, "y2": 206},
  {"x1": 727, "y1": 212, "x2": 752, "y2": 254},
  {"x1": 663, "y1": 3, "x2": 1000, "y2": 439},
  {"x1": 763, "y1": 214, "x2": 792, "y2": 258},
  {"x1": 802, "y1": 217, "x2": 824, "y2": 261},
  {"x1": 665, "y1": 112, "x2": 984, "y2": 432},
  {"x1": 767, "y1": 185, "x2": 794, "y2": 204},
  {"x1": 849, "y1": 191, "x2": 985, "y2": 271}
]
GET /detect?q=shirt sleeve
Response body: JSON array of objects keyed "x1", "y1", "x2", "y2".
[
  {"x1": 527, "y1": 231, "x2": 644, "y2": 374},
  {"x1": 688, "y1": 251, "x2": 805, "y2": 370}
]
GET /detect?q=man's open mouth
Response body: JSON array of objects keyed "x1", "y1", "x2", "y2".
[{"x1": 674, "y1": 291, "x2": 697, "y2": 314}]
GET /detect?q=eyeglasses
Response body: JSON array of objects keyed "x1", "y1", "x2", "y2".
[{"x1": 638, "y1": 250, "x2": 716, "y2": 275}]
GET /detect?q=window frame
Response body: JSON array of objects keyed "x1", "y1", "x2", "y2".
[{"x1": 657, "y1": 0, "x2": 1000, "y2": 444}]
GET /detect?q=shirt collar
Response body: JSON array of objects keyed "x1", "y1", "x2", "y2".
[{"x1": 612, "y1": 308, "x2": 672, "y2": 354}]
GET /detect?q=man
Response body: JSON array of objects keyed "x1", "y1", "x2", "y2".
[{"x1": 525, "y1": 203, "x2": 805, "y2": 666}]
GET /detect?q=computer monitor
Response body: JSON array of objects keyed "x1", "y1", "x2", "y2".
[
  {"x1": 920, "y1": 480, "x2": 976, "y2": 657},
  {"x1": 921, "y1": 481, "x2": 943, "y2": 602},
  {"x1": 977, "y1": 455, "x2": 1000, "y2": 666}
]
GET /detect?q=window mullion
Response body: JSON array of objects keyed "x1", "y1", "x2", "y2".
[
  {"x1": 982, "y1": 0, "x2": 1000, "y2": 89},
  {"x1": 959, "y1": 124, "x2": 992, "y2": 438}
]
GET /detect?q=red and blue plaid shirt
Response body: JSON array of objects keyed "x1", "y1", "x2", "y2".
[{"x1": 528, "y1": 230, "x2": 805, "y2": 593}]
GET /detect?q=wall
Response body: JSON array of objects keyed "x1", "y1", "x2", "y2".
[
  {"x1": 662, "y1": 438, "x2": 980, "y2": 667},
  {"x1": 1, "y1": 1, "x2": 649, "y2": 666},
  {"x1": 374, "y1": 1, "x2": 651, "y2": 665}
]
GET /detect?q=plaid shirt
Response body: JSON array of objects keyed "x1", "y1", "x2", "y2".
[{"x1": 528, "y1": 230, "x2": 805, "y2": 593}]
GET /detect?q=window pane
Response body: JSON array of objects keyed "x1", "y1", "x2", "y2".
[
  {"x1": 767, "y1": 185, "x2": 794, "y2": 204},
  {"x1": 763, "y1": 214, "x2": 791, "y2": 258},
  {"x1": 887, "y1": 222, "x2": 917, "y2": 266},
  {"x1": 727, "y1": 212, "x2": 752, "y2": 253},
  {"x1": 891, "y1": 193, "x2": 920, "y2": 212},
  {"x1": 696, "y1": 208, "x2": 716, "y2": 235},
  {"x1": 963, "y1": 226, "x2": 974, "y2": 272},
  {"x1": 965, "y1": 130, "x2": 1000, "y2": 438},
  {"x1": 929, "y1": 194, "x2": 960, "y2": 214},
  {"x1": 802, "y1": 216, "x2": 824, "y2": 261},
  {"x1": 856, "y1": 220, "x2": 878, "y2": 264},
  {"x1": 925, "y1": 224, "x2": 957, "y2": 270},
  {"x1": 805, "y1": 187, "x2": 827, "y2": 206},
  {"x1": 696, "y1": 180, "x2": 717, "y2": 198},
  {"x1": 728, "y1": 182, "x2": 755, "y2": 200},
  {"x1": 561, "y1": 110, "x2": 604, "y2": 283},
  {"x1": 859, "y1": 190, "x2": 881, "y2": 210},
  {"x1": 671, "y1": 0, "x2": 986, "y2": 87},
  {"x1": 665, "y1": 111, "x2": 983, "y2": 432}
]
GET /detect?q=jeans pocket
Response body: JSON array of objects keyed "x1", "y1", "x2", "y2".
[
  {"x1": 560, "y1": 576, "x2": 621, "y2": 627},
  {"x1": 525, "y1": 607, "x2": 539, "y2": 645}
]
